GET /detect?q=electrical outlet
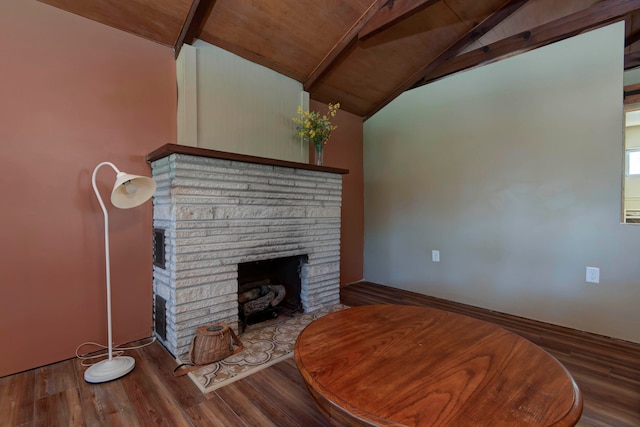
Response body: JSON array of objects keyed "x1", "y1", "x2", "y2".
[
  {"x1": 586, "y1": 267, "x2": 600, "y2": 284},
  {"x1": 432, "y1": 250, "x2": 440, "y2": 262}
]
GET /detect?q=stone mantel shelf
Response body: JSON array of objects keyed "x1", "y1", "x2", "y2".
[{"x1": 146, "y1": 143, "x2": 349, "y2": 175}]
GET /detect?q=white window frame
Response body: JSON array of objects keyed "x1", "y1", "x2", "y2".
[{"x1": 626, "y1": 148, "x2": 640, "y2": 176}]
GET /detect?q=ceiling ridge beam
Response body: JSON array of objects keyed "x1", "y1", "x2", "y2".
[
  {"x1": 363, "y1": 0, "x2": 529, "y2": 120},
  {"x1": 417, "y1": 0, "x2": 640, "y2": 89},
  {"x1": 174, "y1": 0, "x2": 217, "y2": 59},
  {"x1": 304, "y1": 0, "x2": 388, "y2": 91},
  {"x1": 626, "y1": 28, "x2": 640, "y2": 47},
  {"x1": 358, "y1": 0, "x2": 441, "y2": 41},
  {"x1": 624, "y1": 82, "x2": 640, "y2": 104},
  {"x1": 625, "y1": 52, "x2": 640, "y2": 70}
]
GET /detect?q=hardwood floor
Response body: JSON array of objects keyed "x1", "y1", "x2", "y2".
[{"x1": 1, "y1": 281, "x2": 638, "y2": 426}]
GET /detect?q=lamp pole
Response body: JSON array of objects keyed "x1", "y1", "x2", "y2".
[
  {"x1": 91, "y1": 162, "x2": 119, "y2": 362},
  {"x1": 84, "y1": 162, "x2": 155, "y2": 383}
]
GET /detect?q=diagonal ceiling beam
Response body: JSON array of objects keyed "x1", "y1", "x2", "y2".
[
  {"x1": 624, "y1": 83, "x2": 640, "y2": 104},
  {"x1": 358, "y1": 0, "x2": 441, "y2": 41},
  {"x1": 304, "y1": 0, "x2": 389, "y2": 91},
  {"x1": 625, "y1": 51, "x2": 640, "y2": 70},
  {"x1": 174, "y1": 0, "x2": 217, "y2": 59},
  {"x1": 417, "y1": 0, "x2": 640, "y2": 90},
  {"x1": 624, "y1": 10, "x2": 640, "y2": 48},
  {"x1": 363, "y1": 0, "x2": 529, "y2": 120},
  {"x1": 626, "y1": 29, "x2": 640, "y2": 47}
]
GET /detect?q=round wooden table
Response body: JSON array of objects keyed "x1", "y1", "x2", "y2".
[{"x1": 294, "y1": 305, "x2": 582, "y2": 426}]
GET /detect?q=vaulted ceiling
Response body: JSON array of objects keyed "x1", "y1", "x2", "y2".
[{"x1": 38, "y1": 0, "x2": 640, "y2": 119}]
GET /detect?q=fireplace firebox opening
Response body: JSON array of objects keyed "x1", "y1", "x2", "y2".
[{"x1": 237, "y1": 255, "x2": 306, "y2": 330}]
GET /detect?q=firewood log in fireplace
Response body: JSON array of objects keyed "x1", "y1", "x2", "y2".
[
  {"x1": 243, "y1": 290, "x2": 275, "y2": 316},
  {"x1": 238, "y1": 287, "x2": 261, "y2": 304},
  {"x1": 269, "y1": 284, "x2": 286, "y2": 306},
  {"x1": 238, "y1": 280, "x2": 288, "y2": 318},
  {"x1": 238, "y1": 279, "x2": 271, "y2": 294}
]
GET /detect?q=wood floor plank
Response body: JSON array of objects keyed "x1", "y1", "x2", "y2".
[
  {"x1": 0, "y1": 369, "x2": 35, "y2": 427},
  {"x1": 117, "y1": 349, "x2": 193, "y2": 427},
  {"x1": 33, "y1": 387, "x2": 85, "y2": 427},
  {"x1": 214, "y1": 375, "x2": 308, "y2": 427},
  {"x1": 73, "y1": 358, "x2": 143, "y2": 427},
  {"x1": 240, "y1": 360, "x2": 332, "y2": 427},
  {"x1": 577, "y1": 398, "x2": 640, "y2": 427},
  {"x1": 183, "y1": 394, "x2": 246, "y2": 427},
  {"x1": 34, "y1": 359, "x2": 77, "y2": 399},
  {"x1": 135, "y1": 338, "x2": 207, "y2": 409},
  {"x1": 213, "y1": 380, "x2": 283, "y2": 427}
]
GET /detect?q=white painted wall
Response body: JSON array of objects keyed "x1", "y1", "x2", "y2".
[
  {"x1": 181, "y1": 40, "x2": 308, "y2": 162},
  {"x1": 624, "y1": 67, "x2": 640, "y2": 86},
  {"x1": 176, "y1": 45, "x2": 198, "y2": 147},
  {"x1": 364, "y1": 22, "x2": 640, "y2": 343}
]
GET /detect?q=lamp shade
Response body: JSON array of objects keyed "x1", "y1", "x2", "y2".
[{"x1": 110, "y1": 171, "x2": 156, "y2": 209}]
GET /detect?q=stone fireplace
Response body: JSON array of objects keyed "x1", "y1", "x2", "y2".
[{"x1": 146, "y1": 144, "x2": 347, "y2": 357}]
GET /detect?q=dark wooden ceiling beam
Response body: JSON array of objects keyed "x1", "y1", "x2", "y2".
[
  {"x1": 626, "y1": 29, "x2": 640, "y2": 47},
  {"x1": 174, "y1": 0, "x2": 217, "y2": 59},
  {"x1": 624, "y1": 83, "x2": 640, "y2": 104},
  {"x1": 363, "y1": 0, "x2": 529, "y2": 120},
  {"x1": 358, "y1": 0, "x2": 441, "y2": 41},
  {"x1": 625, "y1": 51, "x2": 640, "y2": 70},
  {"x1": 304, "y1": 0, "x2": 389, "y2": 91},
  {"x1": 417, "y1": 0, "x2": 640, "y2": 89}
]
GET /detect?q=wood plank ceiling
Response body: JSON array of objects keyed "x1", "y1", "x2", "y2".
[{"x1": 38, "y1": 0, "x2": 640, "y2": 119}]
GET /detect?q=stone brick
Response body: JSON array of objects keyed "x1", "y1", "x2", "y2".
[{"x1": 175, "y1": 280, "x2": 236, "y2": 304}]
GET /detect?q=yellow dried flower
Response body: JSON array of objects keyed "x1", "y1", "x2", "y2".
[{"x1": 292, "y1": 102, "x2": 340, "y2": 147}]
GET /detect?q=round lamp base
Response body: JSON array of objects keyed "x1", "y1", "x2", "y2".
[{"x1": 84, "y1": 356, "x2": 135, "y2": 383}]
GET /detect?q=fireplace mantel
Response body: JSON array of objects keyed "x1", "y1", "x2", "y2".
[{"x1": 146, "y1": 143, "x2": 349, "y2": 175}]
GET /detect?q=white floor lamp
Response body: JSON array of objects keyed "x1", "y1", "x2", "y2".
[{"x1": 84, "y1": 161, "x2": 156, "y2": 384}]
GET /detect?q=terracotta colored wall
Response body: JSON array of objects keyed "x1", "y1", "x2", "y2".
[
  {"x1": 310, "y1": 100, "x2": 364, "y2": 285},
  {"x1": 0, "y1": 1, "x2": 176, "y2": 376}
]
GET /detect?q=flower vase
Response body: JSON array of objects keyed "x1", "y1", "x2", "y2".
[{"x1": 314, "y1": 143, "x2": 324, "y2": 166}]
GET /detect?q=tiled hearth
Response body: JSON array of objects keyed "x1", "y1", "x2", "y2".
[{"x1": 146, "y1": 144, "x2": 347, "y2": 357}]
